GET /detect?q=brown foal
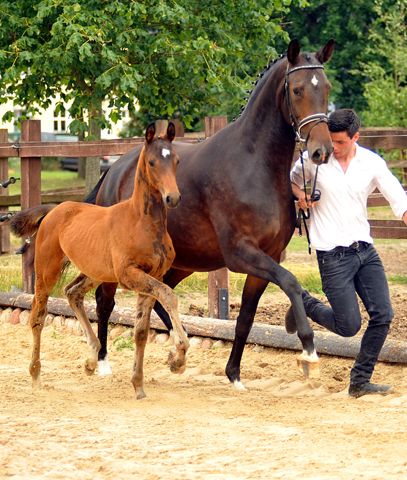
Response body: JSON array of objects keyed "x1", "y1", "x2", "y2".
[{"x1": 10, "y1": 122, "x2": 189, "y2": 399}]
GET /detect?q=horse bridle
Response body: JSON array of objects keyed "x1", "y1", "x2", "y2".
[
  {"x1": 284, "y1": 63, "x2": 328, "y2": 253},
  {"x1": 284, "y1": 63, "x2": 328, "y2": 145}
]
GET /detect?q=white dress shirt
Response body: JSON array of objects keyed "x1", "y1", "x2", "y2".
[{"x1": 290, "y1": 144, "x2": 407, "y2": 251}]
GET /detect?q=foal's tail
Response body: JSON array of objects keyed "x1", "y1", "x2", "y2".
[{"x1": 9, "y1": 205, "x2": 55, "y2": 238}]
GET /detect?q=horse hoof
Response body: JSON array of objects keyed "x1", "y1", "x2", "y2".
[
  {"x1": 84, "y1": 361, "x2": 96, "y2": 376},
  {"x1": 167, "y1": 349, "x2": 186, "y2": 374},
  {"x1": 32, "y1": 377, "x2": 41, "y2": 391},
  {"x1": 297, "y1": 357, "x2": 320, "y2": 379},
  {"x1": 171, "y1": 364, "x2": 186, "y2": 375},
  {"x1": 98, "y1": 358, "x2": 113, "y2": 375},
  {"x1": 232, "y1": 380, "x2": 246, "y2": 391},
  {"x1": 134, "y1": 387, "x2": 147, "y2": 400}
]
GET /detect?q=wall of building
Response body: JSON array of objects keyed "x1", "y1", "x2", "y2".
[{"x1": 0, "y1": 95, "x2": 134, "y2": 139}]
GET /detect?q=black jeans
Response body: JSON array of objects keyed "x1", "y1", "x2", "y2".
[{"x1": 302, "y1": 242, "x2": 393, "y2": 385}]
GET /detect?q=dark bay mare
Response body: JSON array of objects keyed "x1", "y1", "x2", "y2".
[{"x1": 88, "y1": 39, "x2": 335, "y2": 389}]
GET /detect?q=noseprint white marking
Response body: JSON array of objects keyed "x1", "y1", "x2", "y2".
[
  {"x1": 311, "y1": 75, "x2": 319, "y2": 87},
  {"x1": 162, "y1": 148, "x2": 170, "y2": 158}
]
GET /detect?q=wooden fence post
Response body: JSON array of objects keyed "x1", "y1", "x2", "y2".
[
  {"x1": 20, "y1": 119, "x2": 42, "y2": 294},
  {"x1": 156, "y1": 120, "x2": 169, "y2": 136},
  {"x1": 171, "y1": 119, "x2": 184, "y2": 137},
  {"x1": 0, "y1": 129, "x2": 10, "y2": 254},
  {"x1": 205, "y1": 116, "x2": 230, "y2": 319}
]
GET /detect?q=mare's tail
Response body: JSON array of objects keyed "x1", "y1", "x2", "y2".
[
  {"x1": 9, "y1": 205, "x2": 55, "y2": 238},
  {"x1": 82, "y1": 168, "x2": 110, "y2": 205}
]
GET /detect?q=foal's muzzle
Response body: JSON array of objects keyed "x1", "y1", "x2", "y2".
[{"x1": 165, "y1": 192, "x2": 181, "y2": 209}]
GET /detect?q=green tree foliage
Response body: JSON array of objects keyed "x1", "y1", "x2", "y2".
[
  {"x1": 355, "y1": 0, "x2": 407, "y2": 128},
  {"x1": 274, "y1": 0, "x2": 398, "y2": 113},
  {"x1": 0, "y1": 0, "x2": 306, "y2": 137}
]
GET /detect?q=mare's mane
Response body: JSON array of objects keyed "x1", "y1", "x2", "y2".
[{"x1": 238, "y1": 54, "x2": 286, "y2": 120}]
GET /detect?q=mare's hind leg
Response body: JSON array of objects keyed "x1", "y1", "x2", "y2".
[
  {"x1": 95, "y1": 282, "x2": 118, "y2": 375},
  {"x1": 119, "y1": 267, "x2": 189, "y2": 375},
  {"x1": 131, "y1": 294, "x2": 155, "y2": 399},
  {"x1": 64, "y1": 274, "x2": 102, "y2": 376}
]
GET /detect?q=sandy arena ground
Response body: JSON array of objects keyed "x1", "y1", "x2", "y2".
[{"x1": 1, "y1": 242, "x2": 407, "y2": 479}]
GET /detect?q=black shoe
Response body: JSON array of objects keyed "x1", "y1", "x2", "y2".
[
  {"x1": 348, "y1": 382, "x2": 395, "y2": 398},
  {"x1": 284, "y1": 306, "x2": 297, "y2": 335}
]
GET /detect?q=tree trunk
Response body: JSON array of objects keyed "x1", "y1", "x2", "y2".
[
  {"x1": 77, "y1": 132, "x2": 86, "y2": 179},
  {"x1": 77, "y1": 109, "x2": 86, "y2": 179},
  {"x1": 85, "y1": 104, "x2": 102, "y2": 195}
]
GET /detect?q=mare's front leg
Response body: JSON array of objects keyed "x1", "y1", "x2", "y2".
[
  {"x1": 95, "y1": 282, "x2": 118, "y2": 375},
  {"x1": 64, "y1": 274, "x2": 102, "y2": 376},
  {"x1": 131, "y1": 294, "x2": 155, "y2": 399},
  {"x1": 118, "y1": 267, "x2": 189, "y2": 375},
  {"x1": 226, "y1": 275, "x2": 269, "y2": 390},
  {"x1": 224, "y1": 240, "x2": 318, "y2": 384}
]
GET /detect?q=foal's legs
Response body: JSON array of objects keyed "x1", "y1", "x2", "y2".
[
  {"x1": 131, "y1": 294, "x2": 155, "y2": 399},
  {"x1": 29, "y1": 284, "x2": 54, "y2": 390},
  {"x1": 29, "y1": 255, "x2": 64, "y2": 390},
  {"x1": 119, "y1": 267, "x2": 189, "y2": 375},
  {"x1": 64, "y1": 274, "x2": 102, "y2": 376}
]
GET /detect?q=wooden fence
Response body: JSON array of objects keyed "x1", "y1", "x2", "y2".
[{"x1": 1, "y1": 120, "x2": 407, "y2": 318}]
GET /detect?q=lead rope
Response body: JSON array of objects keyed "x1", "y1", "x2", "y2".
[{"x1": 296, "y1": 149, "x2": 321, "y2": 254}]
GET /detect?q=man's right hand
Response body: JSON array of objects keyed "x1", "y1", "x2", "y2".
[
  {"x1": 292, "y1": 182, "x2": 317, "y2": 210},
  {"x1": 298, "y1": 194, "x2": 317, "y2": 210}
]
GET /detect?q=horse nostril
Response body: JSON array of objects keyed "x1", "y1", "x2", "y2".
[
  {"x1": 312, "y1": 149, "x2": 322, "y2": 163},
  {"x1": 165, "y1": 193, "x2": 181, "y2": 209}
]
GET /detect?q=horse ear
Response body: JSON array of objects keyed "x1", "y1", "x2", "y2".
[
  {"x1": 145, "y1": 123, "x2": 155, "y2": 144},
  {"x1": 316, "y1": 38, "x2": 335, "y2": 64},
  {"x1": 165, "y1": 122, "x2": 176, "y2": 143},
  {"x1": 287, "y1": 38, "x2": 300, "y2": 65}
]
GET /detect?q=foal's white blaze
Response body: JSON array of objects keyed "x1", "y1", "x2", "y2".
[
  {"x1": 232, "y1": 380, "x2": 246, "y2": 391},
  {"x1": 311, "y1": 75, "x2": 319, "y2": 87},
  {"x1": 98, "y1": 357, "x2": 113, "y2": 375},
  {"x1": 162, "y1": 148, "x2": 171, "y2": 158}
]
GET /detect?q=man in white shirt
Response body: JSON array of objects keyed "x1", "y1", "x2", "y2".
[{"x1": 289, "y1": 108, "x2": 407, "y2": 398}]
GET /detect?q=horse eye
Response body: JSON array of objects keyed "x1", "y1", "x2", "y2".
[
  {"x1": 293, "y1": 88, "x2": 301, "y2": 96},
  {"x1": 177, "y1": 159, "x2": 180, "y2": 165},
  {"x1": 148, "y1": 160, "x2": 155, "y2": 167}
]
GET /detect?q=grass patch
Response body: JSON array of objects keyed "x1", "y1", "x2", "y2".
[
  {"x1": 7, "y1": 170, "x2": 85, "y2": 196},
  {"x1": 0, "y1": 254, "x2": 23, "y2": 291},
  {"x1": 51, "y1": 331, "x2": 65, "y2": 340},
  {"x1": 174, "y1": 263, "x2": 323, "y2": 297},
  {"x1": 113, "y1": 336, "x2": 135, "y2": 351},
  {"x1": 388, "y1": 275, "x2": 407, "y2": 285},
  {"x1": 0, "y1": 254, "x2": 97, "y2": 299}
]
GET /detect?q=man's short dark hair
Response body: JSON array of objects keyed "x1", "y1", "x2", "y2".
[{"x1": 328, "y1": 109, "x2": 361, "y2": 139}]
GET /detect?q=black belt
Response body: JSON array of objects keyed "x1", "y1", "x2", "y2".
[
  {"x1": 318, "y1": 241, "x2": 369, "y2": 255},
  {"x1": 337, "y1": 241, "x2": 369, "y2": 252}
]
